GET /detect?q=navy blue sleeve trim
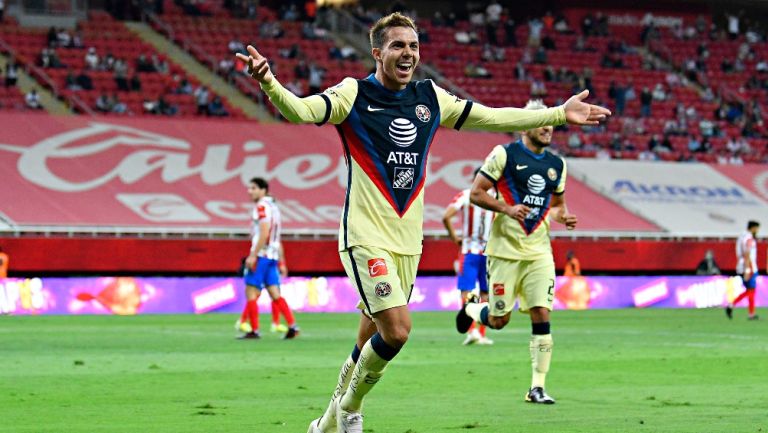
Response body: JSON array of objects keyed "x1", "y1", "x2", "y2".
[
  {"x1": 315, "y1": 93, "x2": 331, "y2": 126},
  {"x1": 454, "y1": 100, "x2": 474, "y2": 130},
  {"x1": 480, "y1": 170, "x2": 496, "y2": 184},
  {"x1": 553, "y1": 190, "x2": 565, "y2": 196}
]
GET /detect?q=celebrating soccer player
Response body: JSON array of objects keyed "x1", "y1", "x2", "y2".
[
  {"x1": 457, "y1": 100, "x2": 579, "y2": 404},
  {"x1": 237, "y1": 12, "x2": 609, "y2": 432},
  {"x1": 237, "y1": 177, "x2": 299, "y2": 340},
  {"x1": 443, "y1": 168, "x2": 494, "y2": 346}
]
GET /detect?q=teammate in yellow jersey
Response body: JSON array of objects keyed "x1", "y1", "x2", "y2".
[
  {"x1": 237, "y1": 13, "x2": 609, "y2": 433},
  {"x1": 457, "y1": 100, "x2": 578, "y2": 405}
]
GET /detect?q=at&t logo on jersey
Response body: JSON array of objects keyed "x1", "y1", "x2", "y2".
[
  {"x1": 367, "y1": 258, "x2": 388, "y2": 277},
  {"x1": 388, "y1": 118, "x2": 417, "y2": 147},
  {"x1": 527, "y1": 174, "x2": 546, "y2": 194}
]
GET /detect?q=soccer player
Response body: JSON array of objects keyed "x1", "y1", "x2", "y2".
[
  {"x1": 237, "y1": 12, "x2": 609, "y2": 432},
  {"x1": 726, "y1": 220, "x2": 760, "y2": 320},
  {"x1": 237, "y1": 177, "x2": 300, "y2": 339},
  {"x1": 443, "y1": 169, "x2": 494, "y2": 345},
  {"x1": 456, "y1": 100, "x2": 579, "y2": 405}
]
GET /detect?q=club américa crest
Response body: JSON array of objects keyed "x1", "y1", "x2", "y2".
[{"x1": 414, "y1": 104, "x2": 431, "y2": 123}]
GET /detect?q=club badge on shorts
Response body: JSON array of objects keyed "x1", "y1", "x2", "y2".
[
  {"x1": 495, "y1": 300, "x2": 506, "y2": 310},
  {"x1": 375, "y1": 282, "x2": 392, "y2": 298}
]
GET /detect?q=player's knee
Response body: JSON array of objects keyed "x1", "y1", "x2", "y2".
[
  {"x1": 382, "y1": 326, "x2": 410, "y2": 349},
  {"x1": 488, "y1": 314, "x2": 510, "y2": 329}
]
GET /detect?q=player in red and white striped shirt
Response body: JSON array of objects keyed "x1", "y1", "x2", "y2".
[
  {"x1": 443, "y1": 171, "x2": 495, "y2": 345},
  {"x1": 237, "y1": 177, "x2": 299, "y2": 339},
  {"x1": 727, "y1": 220, "x2": 760, "y2": 320}
]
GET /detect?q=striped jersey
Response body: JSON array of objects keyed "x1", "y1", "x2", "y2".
[
  {"x1": 250, "y1": 196, "x2": 281, "y2": 260},
  {"x1": 736, "y1": 230, "x2": 757, "y2": 275},
  {"x1": 448, "y1": 189, "x2": 494, "y2": 255},
  {"x1": 480, "y1": 141, "x2": 567, "y2": 261}
]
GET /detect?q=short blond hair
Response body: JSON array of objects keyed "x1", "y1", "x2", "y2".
[
  {"x1": 369, "y1": 12, "x2": 418, "y2": 49},
  {"x1": 524, "y1": 99, "x2": 548, "y2": 110}
]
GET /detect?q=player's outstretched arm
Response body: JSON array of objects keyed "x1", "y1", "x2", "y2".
[
  {"x1": 236, "y1": 45, "x2": 329, "y2": 124},
  {"x1": 432, "y1": 82, "x2": 610, "y2": 132}
]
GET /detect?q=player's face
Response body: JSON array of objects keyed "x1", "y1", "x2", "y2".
[
  {"x1": 373, "y1": 26, "x2": 419, "y2": 91},
  {"x1": 247, "y1": 183, "x2": 265, "y2": 202},
  {"x1": 525, "y1": 125, "x2": 554, "y2": 148}
]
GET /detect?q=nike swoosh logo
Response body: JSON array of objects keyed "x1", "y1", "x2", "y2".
[
  {"x1": 516, "y1": 164, "x2": 528, "y2": 170},
  {"x1": 367, "y1": 105, "x2": 385, "y2": 112}
]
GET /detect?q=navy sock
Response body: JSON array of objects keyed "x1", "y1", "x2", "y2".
[
  {"x1": 351, "y1": 344, "x2": 361, "y2": 363},
  {"x1": 370, "y1": 332, "x2": 400, "y2": 361},
  {"x1": 532, "y1": 322, "x2": 550, "y2": 335},
  {"x1": 480, "y1": 306, "x2": 490, "y2": 326}
]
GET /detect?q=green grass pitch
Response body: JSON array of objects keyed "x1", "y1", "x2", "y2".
[{"x1": 1, "y1": 309, "x2": 766, "y2": 433}]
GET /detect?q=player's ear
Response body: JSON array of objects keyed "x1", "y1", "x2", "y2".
[{"x1": 372, "y1": 47, "x2": 381, "y2": 62}]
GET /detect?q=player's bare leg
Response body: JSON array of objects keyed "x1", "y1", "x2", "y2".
[
  {"x1": 336, "y1": 305, "x2": 411, "y2": 433},
  {"x1": 525, "y1": 307, "x2": 555, "y2": 404},
  {"x1": 309, "y1": 313, "x2": 377, "y2": 433}
]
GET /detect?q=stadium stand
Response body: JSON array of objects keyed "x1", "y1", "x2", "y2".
[{"x1": 0, "y1": 11, "x2": 244, "y2": 117}]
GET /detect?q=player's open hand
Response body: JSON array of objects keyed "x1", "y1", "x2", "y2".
[
  {"x1": 236, "y1": 45, "x2": 274, "y2": 84},
  {"x1": 563, "y1": 90, "x2": 611, "y2": 126},
  {"x1": 505, "y1": 204, "x2": 532, "y2": 223}
]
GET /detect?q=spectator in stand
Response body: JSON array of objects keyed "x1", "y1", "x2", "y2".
[
  {"x1": 114, "y1": 58, "x2": 129, "y2": 91},
  {"x1": 608, "y1": 81, "x2": 626, "y2": 116},
  {"x1": 567, "y1": 132, "x2": 582, "y2": 150},
  {"x1": 530, "y1": 78, "x2": 547, "y2": 96},
  {"x1": 56, "y1": 28, "x2": 71, "y2": 48},
  {"x1": 308, "y1": 62, "x2": 324, "y2": 94},
  {"x1": 727, "y1": 12, "x2": 740, "y2": 40},
  {"x1": 294, "y1": 60, "x2": 310, "y2": 79},
  {"x1": 84, "y1": 47, "x2": 99, "y2": 70},
  {"x1": 129, "y1": 72, "x2": 142, "y2": 92},
  {"x1": 229, "y1": 39, "x2": 246, "y2": 55},
  {"x1": 504, "y1": 18, "x2": 517, "y2": 47},
  {"x1": 152, "y1": 55, "x2": 169, "y2": 75},
  {"x1": 533, "y1": 46, "x2": 548, "y2": 64},
  {"x1": 25, "y1": 88, "x2": 43, "y2": 110},
  {"x1": 0, "y1": 245, "x2": 8, "y2": 278},
  {"x1": 111, "y1": 93, "x2": 128, "y2": 114},
  {"x1": 65, "y1": 71, "x2": 80, "y2": 90},
  {"x1": 136, "y1": 54, "x2": 155, "y2": 73},
  {"x1": 209, "y1": 96, "x2": 229, "y2": 117},
  {"x1": 5, "y1": 59, "x2": 18, "y2": 87},
  {"x1": 101, "y1": 52, "x2": 116, "y2": 71},
  {"x1": 96, "y1": 93, "x2": 113, "y2": 112},
  {"x1": 695, "y1": 250, "x2": 721, "y2": 276},
  {"x1": 688, "y1": 135, "x2": 702, "y2": 153},
  {"x1": 76, "y1": 69, "x2": 94, "y2": 91},
  {"x1": 194, "y1": 85, "x2": 210, "y2": 115},
  {"x1": 640, "y1": 86, "x2": 652, "y2": 117}
]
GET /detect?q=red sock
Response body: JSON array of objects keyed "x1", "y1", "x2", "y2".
[
  {"x1": 240, "y1": 301, "x2": 250, "y2": 323},
  {"x1": 468, "y1": 322, "x2": 476, "y2": 333},
  {"x1": 478, "y1": 324, "x2": 486, "y2": 337},
  {"x1": 247, "y1": 299, "x2": 259, "y2": 332},
  {"x1": 271, "y1": 300, "x2": 280, "y2": 326},
  {"x1": 733, "y1": 291, "x2": 750, "y2": 305},
  {"x1": 277, "y1": 297, "x2": 295, "y2": 327},
  {"x1": 748, "y1": 291, "x2": 756, "y2": 316}
]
